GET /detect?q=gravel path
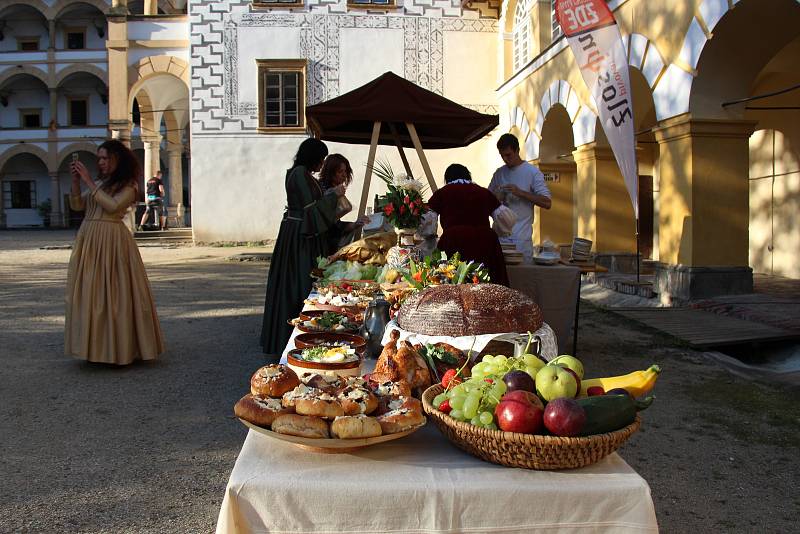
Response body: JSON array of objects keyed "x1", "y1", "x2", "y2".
[{"x1": 1, "y1": 230, "x2": 798, "y2": 533}]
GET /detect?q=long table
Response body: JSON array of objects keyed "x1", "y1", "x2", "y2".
[
  {"x1": 217, "y1": 313, "x2": 659, "y2": 533},
  {"x1": 506, "y1": 263, "x2": 581, "y2": 354}
]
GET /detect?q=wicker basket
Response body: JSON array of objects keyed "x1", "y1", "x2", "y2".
[{"x1": 422, "y1": 384, "x2": 641, "y2": 470}]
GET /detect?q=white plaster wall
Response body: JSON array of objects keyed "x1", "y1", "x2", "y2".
[
  {"x1": 56, "y1": 93, "x2": 108, "y2": 126},
  {"x1": 339, "y1": 28, "x2": 404, "y2": 93},
  {"x1": 191, "y1": 134, "x2": 499, "y2": 242},
  {"x1": 238, "y1": 27, "x2": 302, "y2": 104},
  {"x1": 443, "y1": 31, "x2": 497, "y2": 106},
  {"x1": 128, "y1": 20, "x2": 189, "y2": 41}
]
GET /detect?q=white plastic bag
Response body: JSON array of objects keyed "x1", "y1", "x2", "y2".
[{"x1": 492, "y1": 205, "x2": 517, "y2": 237}]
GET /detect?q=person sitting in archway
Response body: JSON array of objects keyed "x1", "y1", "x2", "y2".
[{"x1": 427, "y1": 164, "x2": 510, "y2": 286}]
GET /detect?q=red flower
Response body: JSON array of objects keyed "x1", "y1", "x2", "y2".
[
  {"x1": 399, "y1": 205, "x2": 406, "y2": 214},
  {"x1": 404, "y1": 195, "x2": 410, "y2": 204},
  {"x1": 472, "y1": 275, "x2": 479, "y2": 284},
  {"x1": 413, "y1": 271, "x2": 422, "y2": 282},
  {"x1": 412, "y1": 208, "x2": 419, "y2": 215},
  {"x1": 383, "y1": 204, "x2": 394, "y2": 216},
  {"x1": 409, "y1": 201, "x2": 415, "y2": 210}
]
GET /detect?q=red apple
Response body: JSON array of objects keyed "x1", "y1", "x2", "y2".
[
  {"x1": 587, "y1": 386, "x2": 606, "y2": 396},
  {"x1": 494, "y1": 398, "x2": 544, "y2": 434},
  {"x1": 561, "y1": 367, "x2": 581, "y2": 398},
  {"x1": 543, "y1": 398, "x2": 587, "y2": 437},
  {"x1": 501, "y1": 390, "x2": 545, "y2": 411}
]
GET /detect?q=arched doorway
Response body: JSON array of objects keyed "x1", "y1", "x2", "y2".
[
  {"x1": 128, "y1": 63, "x2": 190, "y2": 226},
  {"x1": 688, "y1": 0, "x2": 800, "y2": 279},
  {"x1": 55, "y1": 147, "x2": 99, "y2": 227},
  {"x1": 538, "y1": 103, "x2": 575, "y2": 246}
]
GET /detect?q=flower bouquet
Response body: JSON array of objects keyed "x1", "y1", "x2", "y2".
[
  {"x1": 372, "y1": 161, "x2": 428, "y2": 230},
  {"x1": 404, "y1": 251, "x2": 491, "y2": 290}
]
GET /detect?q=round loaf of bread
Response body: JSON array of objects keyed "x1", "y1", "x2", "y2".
[
  {"x1": 396, "y1": 283, "x2": 543, "y2": 336},
  {"x1": 337, "y1": 386, "x2": 378, "y2": 416},
  {"x1": 234, "y1": 393, "x2": 294, "y2": 428},
  {"x1": 271, "y1": 414, "x2": 330, "y2": 438},
  {"x1": 295, "y1": 394, "x2": 344, "y2": 419},
  {"x1": 331, "y1": 415, "x2": 382, "y2": 439},
  {"x1": 250, "y1": 364, "x2": 300, "y2": 397}
]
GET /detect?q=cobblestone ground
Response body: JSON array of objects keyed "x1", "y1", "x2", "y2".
[{"x1": 1, "y1": 230, "x2": 798, "y2": 533}]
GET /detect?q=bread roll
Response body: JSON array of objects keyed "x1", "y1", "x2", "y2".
[
  {"x1": 397, "y1": 283, "x2": 543, "y2": 336},
  {"x1": 331, "y1": 415, "x2": 382, "y2": 439},
  {"x1": 250, "y1": 364, "x2": 300, "y2": 397},
  {"x1": 337, "y1": 386, "x2": 378, "y2": 415},
  {"x1": 234, "y1": 393, "x2": 294, "y2": 428},
  {"x1": 376, "y1": 408, "x2": 426, "y2": 434},
  {"x1": 295, "y1": 393, "x2": 344, "y2": 419},
  {"x1": 272, "y1": 414, "x2": 330, "y2": 439}
]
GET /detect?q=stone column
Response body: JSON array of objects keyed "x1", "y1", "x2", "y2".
[
  {"x1": 652, "y1": 115, "x2": 757, "y2": 301},
  {"x1": 572, "y1": 143, "x2": 637, "y2": 254},
  {"x1": 49, "y1": 171, "x2": 63, "y2": 228},
  {"x1": 143, "y1": 136, "x2": 161, "y2": 181},
  {"x1": 49, "y1": 88, "x2": 58, "y2": 128},
  {"x1": 167, "y1": 147, "x2": 183, "y2": 213},
  {"x1": 536, "y1": 161, "x2": 576, "y2": 246},
  {"x1": 0, "y1": 173, "x2": 5, "y2": 228}
]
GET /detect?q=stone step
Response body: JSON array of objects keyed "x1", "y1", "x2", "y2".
[{"x1": 134, "y1": 228, "x2": 193, "y2": 239}]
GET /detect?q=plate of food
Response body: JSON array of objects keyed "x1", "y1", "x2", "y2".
[
  {"x1": 291, "y1": 310, "x2": 361, "y2": 334},
  {"x1": 235, "y1": 364, "x2": 427, "y2": 453},
  {"x1": 294, "y1": 332, "x2": 367, "y2": 353},
  {"x1": 305, "y1": 288, "x2": 371, "y2": 312},
  {"x1": 286, "y1": 347, "x2": 362, "y2": 377}
]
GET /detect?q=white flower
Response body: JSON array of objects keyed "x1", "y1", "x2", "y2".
[{"x1": 392, "y1": 173, "x2": 424, "y2": 192}]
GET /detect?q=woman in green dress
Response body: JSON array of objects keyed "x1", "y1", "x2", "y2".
[{"x1": 260, "y1": 139, "x2": 344, "y2": 355}]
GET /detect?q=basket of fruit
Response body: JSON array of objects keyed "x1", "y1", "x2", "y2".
[{"x1": 421, "y1": 354, "x2": 660, "y2": 470}]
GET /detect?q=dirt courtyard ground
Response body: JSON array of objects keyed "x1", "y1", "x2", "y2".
[{"x1": 1, "y1": 230, "x2": 798, "y2": 533}]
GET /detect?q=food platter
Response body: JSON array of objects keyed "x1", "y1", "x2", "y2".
[
  {"x1": 239, "y1": 418, "x2": 426, "y2": 454},
  {"x1": 294, "y1": 332, "x2": 367, "y2": 353}
]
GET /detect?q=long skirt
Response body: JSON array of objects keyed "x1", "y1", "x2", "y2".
[{"x1": 65, "y1": 220, "x2": 164, "y2": 365}]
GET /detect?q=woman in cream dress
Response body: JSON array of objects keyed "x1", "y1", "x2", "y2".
[{"x1": 65, "y1": 140, "x2": 164, "y2": 365}]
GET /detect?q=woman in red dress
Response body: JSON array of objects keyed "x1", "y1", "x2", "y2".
[{"x1": 428, "y1": 164, "x2": 509, "y2": 286}]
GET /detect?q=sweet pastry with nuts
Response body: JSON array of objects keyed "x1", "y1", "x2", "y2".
[
  {"x1": 234, "y1": 393, "x2": 295, "y2": 427},
  {"x1": 337, "y1": 385, "x2": 378, "y2": 415},
  {"x1": 250, "y1": 364, "x2": 300, "y2": 397}
]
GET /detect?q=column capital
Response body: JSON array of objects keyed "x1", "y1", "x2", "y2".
[
  {"x1": 653, "y1": 114, "x2": 757, "y2": 144},
  {"x1": 571, "y1": 143, "x2": 616, "y2": 164}
]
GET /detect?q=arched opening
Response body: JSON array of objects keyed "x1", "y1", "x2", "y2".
[
  {"x1": 690, "y1": 0, "x2": 800, "y2": 279},
  {"x1": 0, "y1": 73, "x2": 50, "y2": 130},
  {"x1": 129, "y1": 70, "x2": 190, "y2": 226},
  {"x1": 56, "y1": 71, "x2": 107, "y2": 128},
  {"x1": 0, "y1": 3, "x2": 49, "y2": 51},
  {"x1": 538, "y1": 103, "x2": 575, "y2": 246},
  {"x1": 630, "y1": 68, "x2": 659, "y2": 260},
  {"x1": 53, "y1": 2, "x2": 107, "y2": 51},
  {"x1": 0, "y1": 152, "x2": 49, "y2": 227}
]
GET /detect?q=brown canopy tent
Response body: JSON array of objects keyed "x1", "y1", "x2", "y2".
[{"x1": 306, "y1": 71, "x2": 498, "y2": 216}]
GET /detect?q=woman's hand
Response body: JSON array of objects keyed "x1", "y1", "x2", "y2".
[
  {"x1": 332, "y1": 184, "x2": 346, "y2": 197},
  {"x1": 72, "y1": 161, "x2": 94, "y2": 188}
]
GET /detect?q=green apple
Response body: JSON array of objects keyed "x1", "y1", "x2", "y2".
[
  {"x1": 549, "y1": 355, "x2": 584, "y2": 380},
  {"x1": 535, "y1": 364, "x2": 578, "y2": 401}
]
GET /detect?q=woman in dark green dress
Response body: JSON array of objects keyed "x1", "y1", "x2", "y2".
[{"x1": 260, "y1": 139, "x2": 344, "y2": 355}]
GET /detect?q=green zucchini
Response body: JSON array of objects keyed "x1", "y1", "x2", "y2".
[{"x1": 577, "y1": 395, "x2": 654, "y2": 436}]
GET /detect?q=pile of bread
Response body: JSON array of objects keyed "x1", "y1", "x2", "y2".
[{"x1": 234, "y1": 363, "x2": 425, "y2": 439}]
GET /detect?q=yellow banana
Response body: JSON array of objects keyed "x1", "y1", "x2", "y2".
[{"x1": 580, "y1": 365, "x2": 661, "y2": 397}]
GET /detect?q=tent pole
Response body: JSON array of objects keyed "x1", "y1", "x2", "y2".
[
  {"x1": 406, "y1": 122, "x2": 438, "y2": 192},
  {"x1": 635, "y1": 216, "x2": 640, "y2": 285},
  {"x1": 388, "y1": 122, "x2": 413, "y2": 176},
  {"x1": 358, "y1": 121, "x2": 382, "y2": 218}
]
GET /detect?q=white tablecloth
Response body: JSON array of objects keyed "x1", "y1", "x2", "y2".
[{"x1": 216, "y1": 423, "x2": 657, "y2": 533}]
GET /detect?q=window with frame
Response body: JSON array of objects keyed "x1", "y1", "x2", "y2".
[
  {"x1": 65, "y1": 28, "x2": 86, "y2": 50},
  {"x1": 513, "y1": 0, "x2": 530, "y2": 72},
  {"x1": 551, "y1": 0, "x2": 562, "y2": 41},
  {"x1": 68, "y1": 97, "x2": 89, "y2": 126},
  {"x1": 17, "y1": 37, "x2": 40, "y2": 51},
  {"x1": 19, "y1": 109, "x2": 42, "y2": 128},
  {"x1": 3, "y1": 181, "x2": 37, "y2": 209},
  {"x1": 252, "y1": 0, "x2": 304, "y2": 7},
  {"x1": 257, "y1": 59, "x2": 306, "y2": 131},
  {"x1": 347, "y1": 0, "x2": 395, "y2": 7}
]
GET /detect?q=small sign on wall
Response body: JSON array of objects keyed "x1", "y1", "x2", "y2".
[{"x1": 543, "y1": 172, "x2": 560, "y2": 183}]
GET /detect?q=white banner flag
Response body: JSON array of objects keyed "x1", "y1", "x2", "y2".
[{"x1": 555, "y1": 0, "x2": 639, "y2": 218}]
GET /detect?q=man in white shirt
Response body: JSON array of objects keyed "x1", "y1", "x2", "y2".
[{"x1": 488, "y1": 133, "x2": 552, "y2": 263}]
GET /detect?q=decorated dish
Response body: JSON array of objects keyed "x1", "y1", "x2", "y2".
[
  {"x1": 294, "y1": 332, "x2": 367, "y2": 354},
  {"x1": 291, "y1": 310, "x2": 361, "y2": 333},
  {"x1": 286, "y1": 348, "x2": 362, "y2": 378}
]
